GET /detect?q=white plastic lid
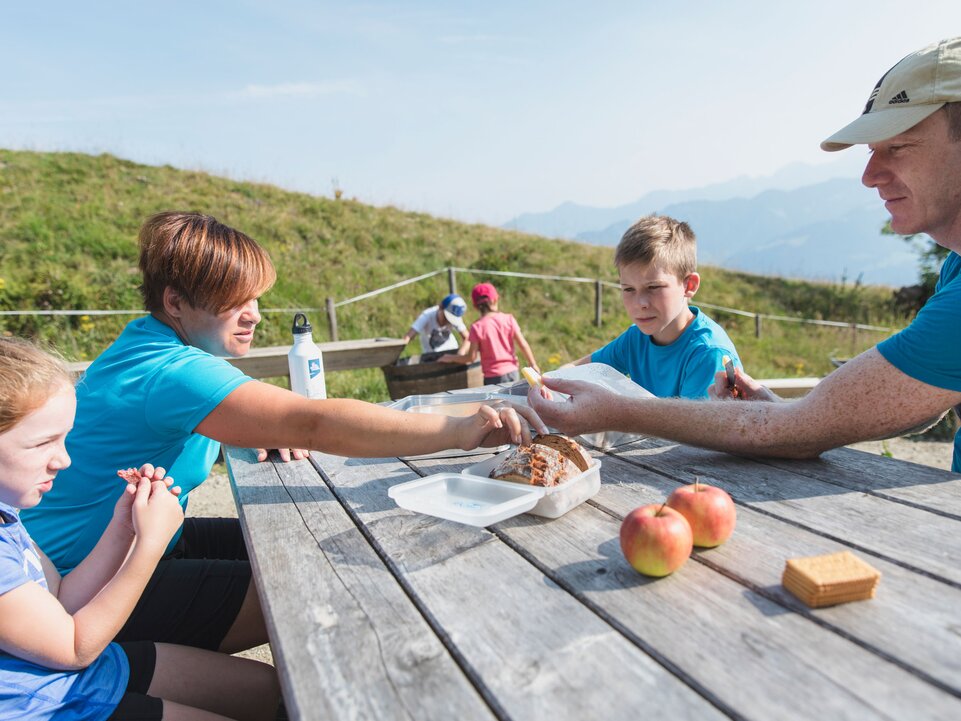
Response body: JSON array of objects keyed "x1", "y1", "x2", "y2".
[
  {"x1": 546, "y1": 362, "x2": 654, "y2": 399},
  {"x1": 387, "y1": 473, "x2": 545, "y2": 527}
]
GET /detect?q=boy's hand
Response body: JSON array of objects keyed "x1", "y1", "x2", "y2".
[
  {"x1": 708, "y1": 368, "x2": 780, "y2": 402},
  {"x1": 130, "y1": 477, "x2": 184, "y2": 551},
  {"x1": 527, "y1": 377, "x2": 619, "y2": 437},
  {"x1": 458, "y1": 402, "x2": 549, "y2": 449}
]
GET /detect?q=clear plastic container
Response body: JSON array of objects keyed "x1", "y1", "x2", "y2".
[
  {"x1": 387, "y1": 393, "x2": 509, "y2": 460},
  {"x1": 388, "y1": 473, "x2": 544, "y2": 527},
  {"x1": 387, "y1": 448, "x2": 602, "y2": 526},
  {"x1": 494, "y1": 363, "x2": 652, "y2": 450},
  {"x1": 462, "y1": 450, "x2": 601, "y2": 519}
]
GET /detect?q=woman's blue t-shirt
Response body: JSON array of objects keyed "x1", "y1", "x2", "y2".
[
  {"x1": 591, "y1": 306, "x2": 741, "y2": 399},
  {"x1": 21, "y1": 316, "x2": 251, "y2": 573},
  {"x1": 878, "y1": 251, "x2": 961, "y2": 472},
  {"x1": 0, "y1": 502, "x2": 128, "y2": 720}
]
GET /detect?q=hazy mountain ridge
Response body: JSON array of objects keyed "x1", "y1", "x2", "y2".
[{"x1": 504, "y1": 156, "x2": 917, "y2": 286}]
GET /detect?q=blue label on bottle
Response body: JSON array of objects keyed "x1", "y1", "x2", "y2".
[{"x1": 308, "y1": 359, "x2": 322, "y2": 379}]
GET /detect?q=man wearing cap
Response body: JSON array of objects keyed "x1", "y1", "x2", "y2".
[
  {"x1": 402, "y1": 294, "x2": 470, "y2": 359},
  {"x1": 529, "y1": 37, "x2": 961, "y2": 472}
]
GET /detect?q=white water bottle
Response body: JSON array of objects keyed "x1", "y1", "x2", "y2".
[{"x1": 288, "y1": 313, "x2": 327, "y2": 399}]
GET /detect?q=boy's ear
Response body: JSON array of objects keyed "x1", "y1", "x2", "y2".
[
  {"x1": 162, "y1": 287, "x2": 186, "y2": 318},
  {"x1": 683, "y1": 272, "x2": 701, "y2": 297}
]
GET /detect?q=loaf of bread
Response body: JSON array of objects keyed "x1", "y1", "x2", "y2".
[
  {"x1": 530, "y1": 433, "x2": 592, "y2": 472},
  {"x1": 489, "y1": 434, "x2": 591, "y2": 487}
]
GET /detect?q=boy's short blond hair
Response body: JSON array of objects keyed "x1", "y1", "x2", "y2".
[
  {"x1": 138, "y1": 212, "x2": 277, "y2": 314},
  {"x1": 614, "y1": 214, "x2": 697, "y2": 279},
  {"x1": 0, "y1": 338, "x2": 72, "y2": 434}
]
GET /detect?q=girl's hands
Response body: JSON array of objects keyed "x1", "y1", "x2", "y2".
[
  {"x1": 112, "y1": 464, "x2": 181, "y2": 537},
  {"x1": 130, "y1": 476, "x2": 185, "y2": 553}
]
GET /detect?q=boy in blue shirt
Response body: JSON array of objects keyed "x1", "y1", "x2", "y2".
[{"x1": 567, "y1": 214, "x2": 741, "y2": 399}]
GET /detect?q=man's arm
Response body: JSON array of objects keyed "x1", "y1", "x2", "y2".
[
  {"x1": 530, "y1": 347, "x2": 961, "y2": 459},
  {"x1": 401, "y1": 327, "x2": 417, "y2": 345}
]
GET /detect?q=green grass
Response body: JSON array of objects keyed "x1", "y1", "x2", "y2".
[{"x1": 0, "y1": 149, "x2": 913, "y2": 402}]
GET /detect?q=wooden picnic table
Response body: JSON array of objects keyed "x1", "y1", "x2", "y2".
[{"x1": 223, "y1": 387, "x2": 961, "y2": 721}]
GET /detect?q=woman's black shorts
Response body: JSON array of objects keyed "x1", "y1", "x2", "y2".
[{"x1": 116, "y1": 517, "x2": 251, "y2": 650}]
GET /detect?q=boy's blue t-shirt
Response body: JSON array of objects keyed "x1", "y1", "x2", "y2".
[
  {"x1": 877, "y1": 251, "x2": 961, "y2": 473},
  {"x1": 21, "y1": 316, "x2": 252, "y2": 573},
  {"x1": 0, "y1": 502, "x2": 128, "y2": 720},
  {"x1": 591, "y1": 306, "x2": 740, "y2": 399}
]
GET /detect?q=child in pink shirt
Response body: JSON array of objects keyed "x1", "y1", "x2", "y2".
[{"x1": 440, "y1": 282, "x2": 540, "y2": 384}]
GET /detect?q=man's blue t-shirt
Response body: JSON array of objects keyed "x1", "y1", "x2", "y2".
[
  {"x1": 878, "y1": 251, "x2": 961, "y2": 473},
  {"x1": 21, "y1": 316, "x2": 251, "y2": 573},
  {"x1": 0, "y1": 502, "x2": 128, "y2": 720},
  {"x1": 591, "y1": 306, "x2": 740, "y2": 399}
]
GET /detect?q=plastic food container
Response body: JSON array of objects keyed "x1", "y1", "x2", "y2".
[
  {"x1": 464, "y1": 450, "x2": 602, "y2": 519},
  {"x1": 494, "y1": 363, "x2": 653, "y2": 450},
  {"x1": 386, "y1": 449, "x2": 601, "y2": 527},
  {"x1": 387, "y1": 392, "x2": 509, "y2": 460}
]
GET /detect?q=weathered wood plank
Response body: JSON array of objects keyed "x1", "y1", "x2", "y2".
[
  {"x1": 67, "y1": 337, "x2": 405, "y2": 378},
  {"x1": 308, "y1": 450, "x2": 728, "y2": 721},
  {"x1": 589, "y1": 454, "x2": 961, "y2": 696},
  {"x1": 756, "y1": 446, "x2": 961, "y2": 518},
  {"x1": 224, "y1": 446, "x2": 496, "y2": 721},
  {"x1": 612, "y1": 439, "x2": 961, "y2": 585},
  {"x1": 416, "y1": 452, "x2": 961, "y2": 719},
  {"x1": 492, "y1": 500, "x2": 961, "y2": 720}
]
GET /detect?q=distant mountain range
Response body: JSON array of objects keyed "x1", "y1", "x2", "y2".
[{"x1": 503, "y1": 157, "x2": 921, "y2": 287}]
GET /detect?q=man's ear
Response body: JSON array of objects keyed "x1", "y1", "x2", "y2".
[
  {"x1": 684, "y1": 272, "x2": 701, "y2": 297},
  {"x1": 162, "y1": 287, "x2": 186, "y2": 318}
]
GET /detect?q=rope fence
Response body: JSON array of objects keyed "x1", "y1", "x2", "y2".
[{"x1": 1, "y1": 266, "x2": 897, "y2": 346}]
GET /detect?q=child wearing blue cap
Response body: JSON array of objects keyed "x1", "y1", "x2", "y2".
[{"x1": 402, "y1": 294, "x2": 470, "y2": 358}]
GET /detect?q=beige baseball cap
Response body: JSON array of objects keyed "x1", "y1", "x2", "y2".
[{"x1": 821, "y1": 37, "x2": 961, "y2": 151}]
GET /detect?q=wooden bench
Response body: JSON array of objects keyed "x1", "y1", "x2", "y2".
[{"x1": 66, "y1": 337, "x2": 407, "y2": 380}]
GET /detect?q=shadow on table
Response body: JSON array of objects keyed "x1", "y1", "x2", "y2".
[{"x1": 605, "y1": 437, "x2": 961, "y2": 507}]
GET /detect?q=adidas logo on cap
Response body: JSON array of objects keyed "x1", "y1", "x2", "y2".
[{"x1": 888, "y1": 90, "x2": 910, "y2": 104}]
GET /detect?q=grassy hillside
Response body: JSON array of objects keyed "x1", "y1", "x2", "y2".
[{"x1": 0, "y1": 149, "x2": 910, "y2": 401}]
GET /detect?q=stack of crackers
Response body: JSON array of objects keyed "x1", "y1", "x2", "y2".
[{"x1": 782, "y1": 551, "x2": 881, "y2": 608}]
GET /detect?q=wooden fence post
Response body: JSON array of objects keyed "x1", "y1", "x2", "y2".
[
  {"x1": 754, "y1": 313, "x2": 762, "y2": 339},
  {"x1": 594, "y1": 279, "x2": 602, "y2": 327},
  {"x1": 448, "y1": 267, "x2": 457, "y2": 296},
  {"x1": 326, "y1": 297, "x2": 339, "y2": 342},
  {"x1": 850, "y1": 323, "x2": 858, "y2": 356}
]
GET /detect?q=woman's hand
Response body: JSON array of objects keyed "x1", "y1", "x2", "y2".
[
  {"x1": 707, "y1": 368, "x2": 780, "y2": 402},
  {"x1": 256, "y1": 448, "x2": 311, "y2": 462},
  {"x1": 458, "y1": 402, "x2": 549, "y2": 449}
]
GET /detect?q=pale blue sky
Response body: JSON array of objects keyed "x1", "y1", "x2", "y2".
[{"x1": 1, "y1": 2, "x2": 958, "y2": 224}]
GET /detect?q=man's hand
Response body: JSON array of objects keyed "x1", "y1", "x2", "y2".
[
  {"x1": 458, "y1": 402, "x2": 549, "y2": 449},
  {"x1": 527, "y1": 377, "x2": 620, "y2": 437},
  {"x1": 707, "y1": 368, "x2": 780, "y2": 402},
  {"x1": 256, "y1": 448, "x2": 311, "y2": 462}
]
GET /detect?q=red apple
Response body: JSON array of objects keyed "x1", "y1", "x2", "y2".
[
  {"x1": 619, "y1": 503, "x2": 693, "y2": 577},
  {"x1": 666, "y1": 479, "x2": 736, "y2": 548}
]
